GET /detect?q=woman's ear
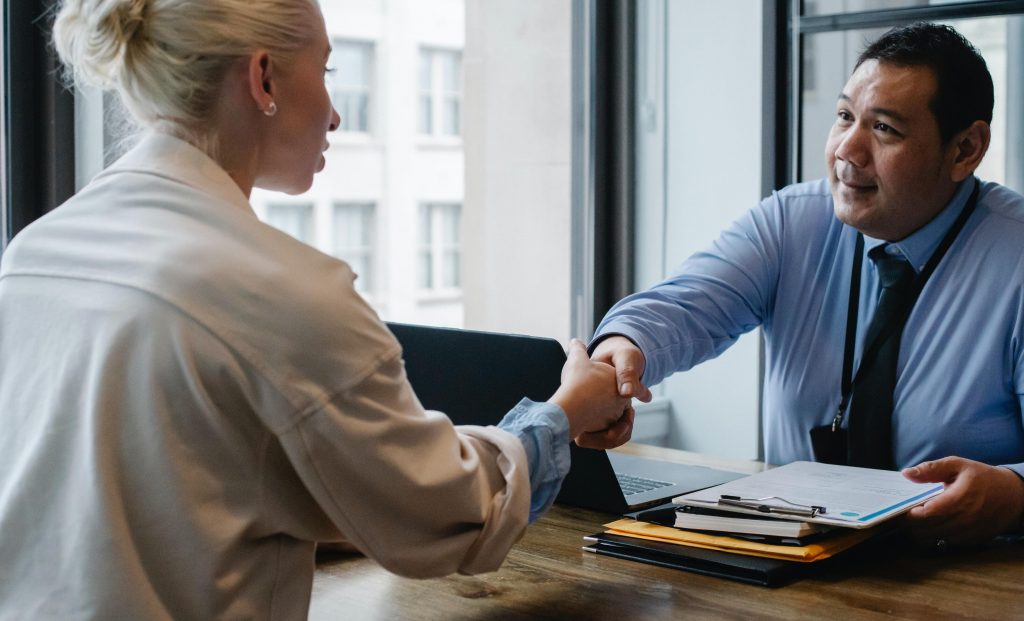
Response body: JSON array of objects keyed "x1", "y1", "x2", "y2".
[
  {"x1": 247, "y1": 51, "x2": 276, "y2": 115},
  {"x1": 948, "y1": 120, "x2": 991, "y2": 183}
]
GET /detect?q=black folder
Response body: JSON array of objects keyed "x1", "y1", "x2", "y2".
[{"x1": 582, "y1": 532, "x2": 805, "y2": 587}]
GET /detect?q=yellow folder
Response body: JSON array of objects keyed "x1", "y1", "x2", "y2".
[{"x1": 603, "y1": 518, "x2": 879, "y2": 562}]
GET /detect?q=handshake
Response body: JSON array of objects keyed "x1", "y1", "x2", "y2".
[{"x1": 550, "y1": 336, "x2": 651, "y2": 449}]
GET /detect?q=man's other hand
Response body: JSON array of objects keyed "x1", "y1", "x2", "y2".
[
  {"x1": 901, "y1": 456, "x2": 1024, "y2": 547},
  {"x1": 590, "y1": 335, "x2": 653, "y2": 403}
]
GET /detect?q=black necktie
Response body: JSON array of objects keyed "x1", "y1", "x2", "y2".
[{"x1": 847, "y1": 245, "x2": 916, "y2": 469}]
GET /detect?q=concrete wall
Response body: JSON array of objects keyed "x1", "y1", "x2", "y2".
[{"x1": 462, "y1": 0, "x2": 573, "y2": 342}]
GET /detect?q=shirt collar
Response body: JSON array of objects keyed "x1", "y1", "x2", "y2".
[
  {"x1": 861, "y1": 177, "x2": 976, "y2": 273},
  {"x1": 96, "y1": 131, "x2": 255, "y2": 216}
]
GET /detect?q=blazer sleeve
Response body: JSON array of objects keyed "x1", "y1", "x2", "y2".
[{"x1": 275, "y1": 350, "x2": 531, "y2": 578}]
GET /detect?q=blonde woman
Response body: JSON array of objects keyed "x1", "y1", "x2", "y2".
[{"x1": 0, "y1": 0, "x2": 633, "y2": 618}]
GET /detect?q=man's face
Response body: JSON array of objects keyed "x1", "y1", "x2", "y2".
[{"x1": 825, "y1": 60, "x2": 958, "y2": 241}]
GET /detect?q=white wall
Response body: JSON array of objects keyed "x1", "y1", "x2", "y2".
[
  {"x1": 462, "y1": 0, "x2": 573, "y2": 342},
  {"x1": 635, "y1": 1, "x2": 764, "y2": 459}
]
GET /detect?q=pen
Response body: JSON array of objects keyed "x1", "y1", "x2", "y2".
[{"x1": 717, "y1": 495, "x2": 827, "y2": 518}]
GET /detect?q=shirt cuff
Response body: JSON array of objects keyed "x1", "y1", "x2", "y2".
[{"x1": 497, "y1": 398, "x2": 571, "y2": 523}]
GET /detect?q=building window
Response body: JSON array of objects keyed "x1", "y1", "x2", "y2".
[
  {"x1": 333, "y1": 203, "x2": 375, "y2": 293},
  {"x1": 419, "y1": 203, "x2": 461, "y2": 291},
  {"x1": 264, "y1": 203, "x2": 314, "y2": 244},
  {"x1": 329, "y1": 40, "x2": 373, "y2": 133},
  {"x1": 418, "y1": 48, "x2": 462, "y2": 137}
]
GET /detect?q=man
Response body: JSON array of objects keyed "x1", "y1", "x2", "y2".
[{"x1": 591, "y1": 23, "x2": 1024, "y2": 546}]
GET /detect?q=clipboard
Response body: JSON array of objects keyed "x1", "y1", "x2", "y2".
[{"x1": 672, "y1": 461, "x2": 944, "y2": 529}]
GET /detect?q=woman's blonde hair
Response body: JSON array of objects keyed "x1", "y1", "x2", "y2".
[{"x1": 53, "y1": 0, "x2": 318, "y2": 143}]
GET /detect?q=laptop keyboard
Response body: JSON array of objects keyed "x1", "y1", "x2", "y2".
[{"x1": 616, "y1": 473, "x2": 675, "y2": 497}]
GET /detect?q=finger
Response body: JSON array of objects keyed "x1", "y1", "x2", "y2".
[
  {"x1": 902, "y1": 457, "x2": 964, "y2": 484},
  {"x1": 905, "y1": 486, "x2": 962, "y2": 522},
  {"x1": 565, "y1": 338, "x2": 589, "y2": 362},
  {"x1": 634, "y1": 382, "x2": 653, "y2": 403},
  {"x1": 575, "y1": 410, "x2": 635, "y2": 449},
  {"x1": 904, "y1": 497, "x2": 959, "y2": 528},
  {"x1": 612, "y1": 350, "x2": 643, "y2": 398}
]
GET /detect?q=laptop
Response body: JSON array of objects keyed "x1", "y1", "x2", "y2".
[{"x1": 386, "y1": 322, "x2": 743, "y2": 514}]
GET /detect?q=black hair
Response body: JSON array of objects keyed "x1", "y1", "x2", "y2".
[{"x1": 855, "y1": 22, "x2": 993, "y2": 143}]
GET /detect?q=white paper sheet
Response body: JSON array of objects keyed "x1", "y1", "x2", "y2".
[{"x1": 672, "y1": 461, "x2": 944, "y2": 529}]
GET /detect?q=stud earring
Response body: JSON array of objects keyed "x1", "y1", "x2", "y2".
[{"x1": 263, "y1": 101, "x2": 278, "y2": 117}]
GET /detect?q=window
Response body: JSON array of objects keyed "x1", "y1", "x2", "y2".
[
  {"x1": 69, "y1": 2, "x2": 576, "y2": 337},
  {"x1": 263, "y1": 203, "x2": 314, "y2": 244},
  {"x1": 328, "y1": 40, "x2": 373, "y2": 133},
  {"x1": 333, "y1": 202, "x2": 375, "y2": 294},
  {"x1": 418, "y1": 203, "x2": 461, "y2": 292},
  {"x1": 418, "y1": 48, "x2": 462, "y2": 137}
]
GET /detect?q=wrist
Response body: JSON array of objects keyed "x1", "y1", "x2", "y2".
[
  {"x1": 997, "y1": 466, "x2": 1024, "y2": 534},
  {"x1": 548, "y1": 390, "x2": 580, "y2": 439}
]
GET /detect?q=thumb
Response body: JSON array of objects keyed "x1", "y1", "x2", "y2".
[
  {"x1": 902, "y1": 457, "x2": 962, "y2": 484},
  {"x1": 566, "y1": 338, "x2": 588, "y2": 362},
  {"x1": 612, "y1": 350, "x2": 642, "y2": 398}
]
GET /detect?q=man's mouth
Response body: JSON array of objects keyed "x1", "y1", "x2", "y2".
[{"x1": 837, "y1": 176, "x2": 877, "y2": 192}]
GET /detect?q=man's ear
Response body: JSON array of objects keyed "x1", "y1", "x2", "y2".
[
  {"x1": 948, "y1": 120, "x2": 991, "y2": 183},
  {"x1": 246, "y1": 51, "x2": 275, "y2": 114}
]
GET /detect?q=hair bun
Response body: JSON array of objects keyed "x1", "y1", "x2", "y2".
[{"x1": 53, "y1": 0, "x2": 151, "y2": 89}]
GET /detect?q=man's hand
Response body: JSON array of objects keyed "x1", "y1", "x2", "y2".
[
  {"x1": 549, "y1": 340, "x2": 633, "y2": 449},
  {"x1": 901, "y1": 457, "x2": 1024, "y2": 547},
  {"x1": 590, "y1": 335, "x2": 653, "y2": 402}
]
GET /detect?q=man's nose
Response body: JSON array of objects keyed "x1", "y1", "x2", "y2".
[{"x1": 834, "y1": 125, "x2": 869, "y2": 168}]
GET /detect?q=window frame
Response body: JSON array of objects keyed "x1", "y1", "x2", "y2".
[
  {"x1": 417, "y1": 47, "x2": 463, "y2": 140},
  {"x1": 331, "y1": 201, "x2": 376, "y2": 295},
  {"x1": 417, "y1": 202, "x2": 462, "y2": 297},
  {"x1": 328, "y1": 38, "x2": 375, "y2": 135},
  {"x1": 261, "y1": 201, "x2": 316, "y2": 246},
  {"x1": 2, "y1": 0, "x2": 76, "y2": 252}
]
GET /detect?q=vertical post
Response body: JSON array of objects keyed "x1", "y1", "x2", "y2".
[{"x1": 2, "y1": 0, "x2": 76, "y2": 248}]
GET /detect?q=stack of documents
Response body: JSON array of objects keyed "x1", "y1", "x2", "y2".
[{"x1": 583, "y1": 461, "x2": 944, "y2": 586}]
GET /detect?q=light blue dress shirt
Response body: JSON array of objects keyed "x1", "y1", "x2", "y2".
[
  {"x1": 595, "y1": 177, "x2": 1024, "y2": 477},
  {"x1": 497, "y1": 399, "x2": 571, "y2": 522}
]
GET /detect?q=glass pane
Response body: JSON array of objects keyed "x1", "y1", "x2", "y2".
[
  {"x1": 441, "y1": 52, "x2": 460, "y2": 92},
  {"x1": 333, "y1": 203, "x2": 372, "y2": 249},
  {"x1": 330, "y1": 43, "x2": 368, "y2": 87},
  {"x1": 419, "y1": 51, "x2": 432, "y2": 92},
  {"x1": 442, "y1": 250, "x2": 460, "y2": 288},
  {"x1": 419, "y1": 251, "x2": 432, "y2": 289},
  {"x1": 329, "y1": 41, "x2": 371, "y2": 132},
  {"x1": 799, "y1": 16, "x2": 1020, "y2": 193},
  {"x1": 337, "y1": 93, "x2": 369, "y2": 132},
  {"x1": 244, "y1": 1, "x2": 572, "y2": 334},
  {"x1": 419, "y1": 96, "x2": 433, "y2": 135},
  {"x1": 443, "y1": 98, "x2": 460, "y2": 136},
  {"x1": 441, "y1": 204, "x2": 459, "y2": 243},
  {"x1": 264, "y1": 204, "x2": 313, "y2": 243},
  {"x1": 631, "y1": 2, "x2": 766, "y2": 453},
  {"x1": 804, "y1": 0, "x2": 976, "y2": 16},
  {"x1": 419, "y1": 204, "x2": 432, "y2": 245}
]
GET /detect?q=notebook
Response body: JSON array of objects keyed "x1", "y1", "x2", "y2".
[
  {"x1": 387, "y1": 322, "x2": 744, "y2": 513},
  {"x1": 582, "y1": 532, "x2": 803, "y2": 587}
]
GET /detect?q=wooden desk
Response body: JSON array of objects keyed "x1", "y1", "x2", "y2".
[{"x1": 310, "y1": 447, "x2": 1023, "y2": 620}]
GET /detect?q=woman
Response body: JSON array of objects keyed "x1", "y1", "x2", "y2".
[{"x1": 0, "y1": 0, "x2": 632, "y2": 618}]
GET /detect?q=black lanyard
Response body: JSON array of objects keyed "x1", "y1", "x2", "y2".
[{"x1": 831, "y1": 179, "x2": 981, "y2": 431}]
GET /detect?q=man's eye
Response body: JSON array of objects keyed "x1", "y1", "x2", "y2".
[
  {"x1": 836, "y1": 110, "x2": 852, "y2": 122},
  {"x1": 874, "y1": 122, "x2": 895, "y2": 133}
]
